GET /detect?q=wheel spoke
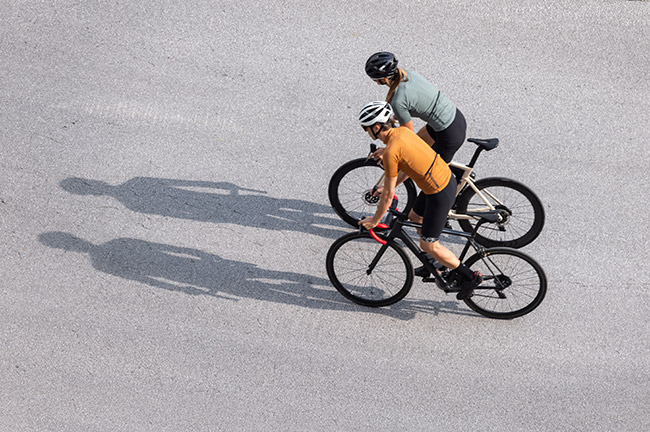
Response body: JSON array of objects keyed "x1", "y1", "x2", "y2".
[
  {"x1": 463, "y1": 249, "x2": 546, "y2": 319},
  {"x1": 456, "y1": 180, "x2": 544, "y2": 248},
  {"x1": 330, "y1": 160, "x2": 416, "y2": 227},
  {"x1": 327, "y1": 233, "x2": 413, "y2": 307}
]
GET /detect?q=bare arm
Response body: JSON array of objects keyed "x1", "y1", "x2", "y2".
[
  {"x1": 359, "y1": 175, "x2": 398, "y2": 229},
  {"x1": 395, "y1": 171, "x2": 409, "y2": 186},
  {"x1": 371, "y1": 170, "x2": 410, "y2": 197},
  {"x1": 400, "y1": 120, "x2": 414, "y2": 131}
]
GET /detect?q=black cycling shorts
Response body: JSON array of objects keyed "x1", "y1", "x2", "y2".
[
  {"x1": 412, "y1": 175, "x2": 457, "y2": 242},
  {"x1": 426, "y1": 108, "x2": 467, "y2": 163}
]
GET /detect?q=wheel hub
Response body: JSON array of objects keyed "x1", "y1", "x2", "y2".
[
  {"x1": 362, "y1": 190, "x2": 380, "y2": 206},
  {"x1": 494, "y1": 274, "x2": 512, "y2": 290},
  {"x1": 495, "y1": 205, "x2": 512, "y2": 227}
]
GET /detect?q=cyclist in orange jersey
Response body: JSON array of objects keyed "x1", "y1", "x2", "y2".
[{"x1": 357, "y1": 101, "x2": 482, "y2": 300}]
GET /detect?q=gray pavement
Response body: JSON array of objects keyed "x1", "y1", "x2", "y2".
[{"x1": 1, "y1": 0, "x2": 649, "y2": 430}]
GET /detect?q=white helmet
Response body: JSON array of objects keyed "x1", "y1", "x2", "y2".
[{"x1": 359, "y1": 101, "x2": 393, "y2": 127}]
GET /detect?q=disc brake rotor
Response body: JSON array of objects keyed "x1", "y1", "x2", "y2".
[{"x1": 363, "y1": 190, "x2": 380, "y2": 205}]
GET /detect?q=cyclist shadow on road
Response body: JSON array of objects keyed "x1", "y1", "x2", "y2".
[
  {"x1": 60, "y1": 177, "x2": 347, "y2": 239},
  {"x1": 39, "y1": 231, "x2": 350, "y2": 309},
  {"x1": 38, "y1": 232, "x2": 476, "y2": 319}
]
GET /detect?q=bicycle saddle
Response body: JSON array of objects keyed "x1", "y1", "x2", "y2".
[{"x1": 468, "y1": 138, "x2": 499, "y2": 151}]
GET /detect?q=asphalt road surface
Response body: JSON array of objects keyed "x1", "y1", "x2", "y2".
[{"x1": 2, "y1": 1, "x2": 649, "y2": 430}]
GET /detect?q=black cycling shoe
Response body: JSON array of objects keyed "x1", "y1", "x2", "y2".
[
  {"x1": 456, "y1": 272, "x2": 483, "y2": 300},
  {"x1": 414, "y1": 265, "x2": 430, "y2": 278}
]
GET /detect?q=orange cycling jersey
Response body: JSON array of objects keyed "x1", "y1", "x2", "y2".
[{"x1": 383, "y1": 127, "x2": 451, "y2": 194}]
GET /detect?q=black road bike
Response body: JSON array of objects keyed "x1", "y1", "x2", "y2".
[{"x1": 326, "y1": 207, "x2": 547, "y2": 319}]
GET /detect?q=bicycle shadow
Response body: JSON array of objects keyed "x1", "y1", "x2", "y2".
[
  {"x1": 391, "y1": 296, "x2": 479, "y2": 318},
  {"x1": 38, "y1": 232, "x2": 478, "y2": 319},
  {"x1": 60, "y1": 177, "x2": 346, "y2": 239},
  {"x1": 39, "y1": 231, "x2": 347, "y2": 308}
]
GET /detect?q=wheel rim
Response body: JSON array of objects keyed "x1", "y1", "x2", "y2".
[
  {"x1": 465, "y1": 251, "x2": 545, "y2": 317},
  {"x1": 335, "y1": 165, "x2": 413, "y2": 223},
  {"x1": 330, "y1": 236, "x2": 411, "y2": 304},
  {"x1": 464, "y1": 185, "x2": 538, "y2": 245}
]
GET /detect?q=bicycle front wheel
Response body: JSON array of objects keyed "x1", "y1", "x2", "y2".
[
  {"x1": 326, "y1": 232, "x2": 414, "y2": 307},
  {"x1": 455, "y1": 177, "x2": 545, "y2": 248},
  {"x1": 463, "y1": 247, "x2": 547, "y2": 319},
  {"x1": 329, "y1": 157, "x2": 417, "y2": 227}
]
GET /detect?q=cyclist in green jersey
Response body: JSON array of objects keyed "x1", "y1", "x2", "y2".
[{"x1": 365, "y1": 51, "x2": 467, "y2": 164}]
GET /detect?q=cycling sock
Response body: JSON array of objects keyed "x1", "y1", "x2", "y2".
[{"x1": 454, "y1": 264, "x2": 474, "y2": 281}]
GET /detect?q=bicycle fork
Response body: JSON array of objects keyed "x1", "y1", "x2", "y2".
[{"x1": 365, "y1": 241, "x2": 390, "y2": 276}]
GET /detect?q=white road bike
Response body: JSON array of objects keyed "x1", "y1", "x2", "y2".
[{"x1": 328, "y1": 138, "x2": 545, "y2": 248}]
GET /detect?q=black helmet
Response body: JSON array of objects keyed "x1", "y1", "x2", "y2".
[{"x1": 365, "y1": 52, "x2": 398, "y2": 79}]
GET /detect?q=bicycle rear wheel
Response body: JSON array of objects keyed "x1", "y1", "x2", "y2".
[
  {"x1": 462, "y1": 247, "x2": 547, "y2": 319},
  {"x1": 329, "y1": 157, "x2": 417, "y2": 227},
  {"x1": 455, "y1": 177, "x2": 545, "y2": 248},
  {"x1": 326, "y1": 232, "x2": 414, "y2": 307}
]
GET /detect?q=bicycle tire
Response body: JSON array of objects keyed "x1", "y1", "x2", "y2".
[
  {"x1": 462, "y1": 247, "x2": 547, "y2": 319},
  {"x1": 455, "y1": 177, "x2": 545, "y2": 248},
  {"x1": 328, "y1": 157, "x2": 417, "y2": 227},
  {"x1": 326, "y1": 231, "x2": 414, "y2": 307}
]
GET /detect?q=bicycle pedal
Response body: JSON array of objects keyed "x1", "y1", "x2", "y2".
[{"x1": 422, "y1": 277, "x2": 437, "y2": 283}]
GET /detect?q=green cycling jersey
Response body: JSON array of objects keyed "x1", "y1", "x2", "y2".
[{"x1": 391, "y1": 69, "x2": 457, "y2": 132}]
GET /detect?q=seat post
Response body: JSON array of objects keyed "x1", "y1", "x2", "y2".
[
  {"x1": 466, "y1": 138, "x2": 499, "y2": 168},
  {"x1": 467, "y1": 147, "x2": 483, "y2": 168}
]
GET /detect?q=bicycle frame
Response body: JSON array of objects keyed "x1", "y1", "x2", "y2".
[
  {"x1": 448, "y1": 162, "x2": 500, "y2": 222},
  {"x1": 368, "y1": 143, "x2": 502, "y2": 222},
  {"x1": 366, "y1": 213, "x2": 486, "y2": 293}
]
